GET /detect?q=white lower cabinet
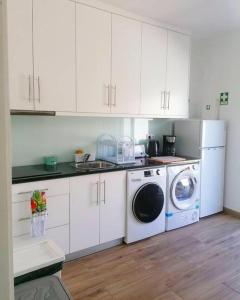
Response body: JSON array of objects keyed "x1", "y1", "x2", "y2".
[
  {"x1": 99, "y1": 172, "x2": 126, "y2": 244},
  {"x1": 70, "y1": 171, "x2": 126, "y2": 253},
  {"x1": 70, "y1": 174, "x2": 100, "y2": 252},
  {"x1": 12, "y1": 171, "x2": 126, "y2": 256},
  {"x1": 12, "y1": 178, "x2": 70, "y2": 255},
  {"x1": 46, "y1": 225, "x2": 70, "y2": 255}
]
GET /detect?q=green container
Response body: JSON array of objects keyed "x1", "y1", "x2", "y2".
[{"x1": 44, "y1": 156, "x2": 58, "y2": 166}]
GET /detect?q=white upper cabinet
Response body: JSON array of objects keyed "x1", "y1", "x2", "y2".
[
  {"x1": 8, "y1": 0, "x2": 76, "y2": 112},
  {"x1": 33, "y1": 0, "x2": 76, "y2": 112},
  {"x1": 7, "y1": 0, "x2": 34, "y2": 110},
  {"x1": 141, "y1": 24, "x2": 167, "y2": 116},
  {"x1": 165, "y1": 31, "x2": 190, "y2": 118},
  {"x1": 7, "y1": 1, "x2": 190, "y2": 117},
  {"x1": 111, "y1": 15, "x2": 141, "y2": 115},
  {"x1": 76, "y1": 4, "x2": 111, "y2": 113}
]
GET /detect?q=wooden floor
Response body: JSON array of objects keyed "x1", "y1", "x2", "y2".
[{"x1": 62, "y1": 214, "x2": 240, "y2": 300}]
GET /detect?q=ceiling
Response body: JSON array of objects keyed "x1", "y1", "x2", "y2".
[{"x1": 100, "y1": 0, "x2": 240, "y2": 38}]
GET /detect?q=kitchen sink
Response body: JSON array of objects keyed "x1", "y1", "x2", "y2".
[{"x1": 71, "y1": 160, "x2": 116, "y2": 171}]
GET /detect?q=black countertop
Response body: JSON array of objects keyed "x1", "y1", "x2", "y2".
[{"x1": 12, "y1": 157, "x2": 200, "y2": 184}]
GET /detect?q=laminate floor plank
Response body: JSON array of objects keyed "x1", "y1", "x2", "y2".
[{"x1": 62, "y1": 214, "x2": 240, "y2": 300}]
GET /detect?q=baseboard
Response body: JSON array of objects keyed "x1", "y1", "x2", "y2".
[
  {"x1": 65, "y1": 239, "x2": 123, "y2": 262},
  {"x1": 224, "y1": 207, "x2": 240, "y2": 218}
]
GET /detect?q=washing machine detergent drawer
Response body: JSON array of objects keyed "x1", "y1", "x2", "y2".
[{"x1": 166, "y1": 208, "x2": 199, "y2": 231}]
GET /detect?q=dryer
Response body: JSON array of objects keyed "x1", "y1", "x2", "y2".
[
  {"x1": 166, "y1": 163, "x2": 200, "y2": 231},
  {"x1": 125, "y1": 167, "x2": 166, "y2": 244}
]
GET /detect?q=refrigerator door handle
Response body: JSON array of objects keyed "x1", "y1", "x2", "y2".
[{"x1": 199, "y1": 146, "x2": 225, "y2": 150}]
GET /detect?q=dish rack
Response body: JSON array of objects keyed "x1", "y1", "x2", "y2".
[{"x1": 97, "y1": 134, "x2": 135, "y2": 164}]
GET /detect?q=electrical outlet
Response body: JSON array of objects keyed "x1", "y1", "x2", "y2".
[{"x1": 206, "y1": 105, "x2": 211, "y2": 110}]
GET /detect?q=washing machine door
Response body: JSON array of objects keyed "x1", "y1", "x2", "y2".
[
  {"x1": 132, "y1": 183, "x2": 164, "y2": 223},
  {"x1": 171, "y1": 169, "x2": 197, "y2": 210}
]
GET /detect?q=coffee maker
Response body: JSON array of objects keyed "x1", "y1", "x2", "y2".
[{"x1": 162, "y1": 135, "x2": 176, "y2": 156}]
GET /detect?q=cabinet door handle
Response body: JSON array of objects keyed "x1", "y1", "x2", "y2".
[
  {"x1": 161, "y1": 91, "x2": 165, "y2": 109},
  {"x1": 100, "y1": 181, "x2": 106, "y2": 204},
  {"x1": 105, "y1": 84, "x2": 110, "y2": 107},
  {"x1": 18, "y1": 217, "x2": 31, "y2": 222},
  {"x1": 95, "y1": 182, "x2": 99, "y2": 205},
  {"x1": 18, "y1": 188, "x2": 48, "y2": 196},
  {"x1": 18, "y1": 190, "x2": 33, "y2": 195},
  {"x1": 37, "y1": 76, "x2": 41, "y2": 103},
  {"x1": 167, "y1": 91, "x2": 170, "y2": 110},
  {"x1": 28, "y1": 75, "x2": 32, "y2": 103},
  {"x1": 164, "y1": 91, "x2": 167, "y2": 109},
  {"x1": 112, "y1": 85, "x2": 117, "y2": 107}
]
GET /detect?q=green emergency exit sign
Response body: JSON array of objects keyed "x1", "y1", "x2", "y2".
[{"x1": 220, "y1": 92, "x2": 229, "y2": 105}]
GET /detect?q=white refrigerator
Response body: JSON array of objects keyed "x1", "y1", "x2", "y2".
[{"x1": 174, "y1": 120, "x2": 226, "y2": 218}]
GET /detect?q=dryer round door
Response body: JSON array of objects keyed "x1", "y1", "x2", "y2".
[
  {"x1": 171, "y1": 169, "x2": 197, "y2": 210},
  {"x1": 132, "y1": 183, "x2": 164, "y2": 223}
]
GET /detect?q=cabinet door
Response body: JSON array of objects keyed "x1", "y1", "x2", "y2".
[
  {"x1": 111, "y1": 15, "x2": 141, "y2": 114},
  {"x1": 141, "y1": 24, "x2": 167, "y2": 116},
  {"x1": 70, "y1": 175, "x2": 100, "y2": 253},
  {"x1": 47, "y1": 195, "x2": 69, "y2": 229},
  {"x1": 165, "y1": 31, "x2": 190, "y2": 117},
  {"x1": 99, "y1": 171, "x2": 126, "y2": 244},
  {"x1": 7, "y1": 0, "x2": 34, "y2": 110},
  {"x1": 12, "y1": 194, "x2": 69, "y2": 237},
  {"x1": 12, "y1": 201, "x2": 31, "y2": 237},
  {"x1": 12, "y1": 178, "x2": 69, "y2": 203},
  {"x1": 33, "y1": 0, "x2": 76, "y2": 112},
  {"x1": 76, "y1": 4, "x2": 111, "y2": 113},
  {"x1": 46, "y1": 225, "x2": 70, "y2": 255}
]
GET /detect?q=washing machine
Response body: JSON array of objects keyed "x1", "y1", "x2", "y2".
[
  {"x1": 125, "y1": 167, "x2": 166, "y2": 244},
  {"x1": 166, "y1": 162, "x2": 200, "y2": 231}
]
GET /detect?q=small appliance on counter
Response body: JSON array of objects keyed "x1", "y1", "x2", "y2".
[
  {"x1": 97, "y1": 134, "x2": 135, "y2": 164},
  {"x1": 44, "y1": 156, "x2": 58, "y2": 166},
  {"x1": 134, "y1": 144, "x2": 147, "y2": 158},
  {"x1": 147, "y1": 136, "x2": 160, "y2": 157},
  {"x1": 74, "y1": 148, "x2": 85, "y2": 163},
  {"x1": 74, "y1": 148, "x2": 96, "y2": 163},
  {"x1": 162, "y1": 135, "x2": 176, "y2": 156}
]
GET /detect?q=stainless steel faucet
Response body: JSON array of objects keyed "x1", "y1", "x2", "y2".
[{"x1": 82, "y1": 153, "x2": 91, "y2": 163}]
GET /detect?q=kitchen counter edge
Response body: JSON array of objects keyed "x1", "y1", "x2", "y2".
[{"x1": 12, "y1": 158, "x2": 201, "y2": 185}]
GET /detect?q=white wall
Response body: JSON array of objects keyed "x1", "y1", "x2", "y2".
[
  {"x1": 0, "y1": 0, "x2": 14, "y2": 299},
  {"x1": 190, "y1": 30, "x2": 240, "y2": 212}
]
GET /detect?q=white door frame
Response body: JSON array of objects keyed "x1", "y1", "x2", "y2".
[{"x1": 0, "y1": 0, "x2": 14, "y2": 299}]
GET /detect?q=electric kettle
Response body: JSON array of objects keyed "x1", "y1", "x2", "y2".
[{"x1": 147, "y1": 137, "x2": 160, "y2": 157}]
